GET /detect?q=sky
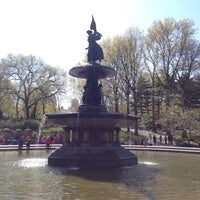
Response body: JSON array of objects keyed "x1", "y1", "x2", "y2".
[
  {"x1": 0, "y1": 0, "x2": 200, "y2": 73},
  {"x1": 0, "y1": 0, "x2": 199, "y2": 108}
]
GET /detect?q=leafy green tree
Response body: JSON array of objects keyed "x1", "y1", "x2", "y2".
[
  {"x1": 184, "y1": 75, "x2": 200, "y2": 108},
  {"x1": 176, "y1": 39, "x2": 200, "y2": 110},
  {"x1": 136, "y1": 75, "x2": 152, "y2": 117},
  {"x1": 102, "y1": 28, "x2": 145, "y2": 135},
  {"x1": 146, "y1": 18, "x2": 198, "y2": 110},
  {"x1": 102, "y1": 37, "x2": 123, "y2": 112},
  {"x1": 159, "y1": 105, "x2": 200, "y2": 144},
  {"x1": 0, "y1": 64, "x2": 15, "y2": 118},
  {"x1": 0, "y1": 54, "x2": 67, "y2": 119}
]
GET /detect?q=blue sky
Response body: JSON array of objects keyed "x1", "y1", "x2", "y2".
[{"x1": 0, "y1": 0, "x2": 199, "y2": 72}]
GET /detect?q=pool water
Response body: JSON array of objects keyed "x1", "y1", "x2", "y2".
[{"x1": 0, "y1": 150, "x2": 199, "y2": 200}]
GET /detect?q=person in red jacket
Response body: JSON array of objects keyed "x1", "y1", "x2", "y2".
[{"x1": 46, "y1": 137, "x2": 51, "y2": 148}]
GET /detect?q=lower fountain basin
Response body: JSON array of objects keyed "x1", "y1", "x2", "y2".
[{"x1": 46, "y1": 110, "x2": 139, "y2": 168}]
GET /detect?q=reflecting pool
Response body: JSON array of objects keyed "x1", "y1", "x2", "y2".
[{"x1": 0, "y1": 150, "x2": 199, "y2": 200}]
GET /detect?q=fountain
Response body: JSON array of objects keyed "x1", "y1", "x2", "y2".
[
  {"x1": 46, "y1": 16, "x2": 139, "y2": 168},
  {"x1": 38, "y1": 115, "x2": 46, "y2": 143}
]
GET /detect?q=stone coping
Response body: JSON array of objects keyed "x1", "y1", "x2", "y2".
[
  {"x1": 0, "y1": 144, "x2": 61, "y2": 151},
  {"x1": 123, "y1": 145, "x2": 200, "y2": 154},
  {"x1": 0, "y1": 144, "x2": 200, "y2": 154}
]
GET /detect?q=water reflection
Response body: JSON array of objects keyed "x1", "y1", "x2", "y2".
[
  {"x1": 45, "y1": 161, "x2": 160, "y2": 200},
  {"x1": 0, "y1": 150, "x2": 200, "y2": 200},
  {"x1": 17, "y1": 158, "x2": 47, "y2": 168},
  {"x1": 140, "y1": 161, "x2": 158, "y2": 166}
]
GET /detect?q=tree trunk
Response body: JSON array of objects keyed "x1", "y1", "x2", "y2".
[
  {"x1": 24, "y1": 99, "x2": 30, "y2": 119},
  {"x1": 133, "y1": 91, "x2": 139, "y2": 136},
  {"x1": 151, "y1": 69, "x2": 156, "y2": 132},
  {"x1": 126, "y1": 93, "x2": 130, "y2": 132},
  {"x1": 15, "y1": 97, "x2": 20, "y2": 119},
  {"x1": 114, "y1": 86, "x2": 119, "y2": 112}
]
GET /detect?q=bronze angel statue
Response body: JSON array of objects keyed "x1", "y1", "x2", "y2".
[{"x1": 86, "y1": 16, "x2": 104, "y2": 63}]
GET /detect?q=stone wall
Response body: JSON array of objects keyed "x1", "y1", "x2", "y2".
[{"x1": 0, "y1": 128, "x2": 33, "y2": 144}]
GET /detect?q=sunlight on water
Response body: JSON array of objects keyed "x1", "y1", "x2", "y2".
[
  {"x1": 48, "y1": 166, "x2": 81, "y2": 175},
  {"x1": 139, "y1": 161, "x2": 158, "y2": 166},
  {"x1": 17, "y1": 158, "x2": 47, "y2": 168}
]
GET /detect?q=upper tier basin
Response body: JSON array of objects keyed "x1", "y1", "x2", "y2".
[{"x1": 69, "y1": 63, "x2": 116, "y2": 79}]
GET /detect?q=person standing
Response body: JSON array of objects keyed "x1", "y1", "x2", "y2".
[
  {"x1": 164, "y1": 135, "x2": 168, "y2": 145},
  {"x1": 46, "y1": 137, "x2": 51, "y2": 148},
  {"x1": 159, "y1": 135, "x2": 162, "y2": 145},
  {"x1": 26, "y1": 139, "x2": 31, "y2": 149},
  {"x1": 153, "y1": 134, "x2": 157, "y2": 146},
  {"x1": 148, "y1": 135, "x2": 153, "y2": 145},
  {"x1": 18, "y1": 137, "x2": 23, "y2": 150}
]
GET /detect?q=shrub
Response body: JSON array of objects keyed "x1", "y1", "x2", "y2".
[
  {"x1": 0, "y1": 119, "x2": 24, "y2": 130},
  {"x1": 23, "y1": 119, "x2": 40, "y2": 131}
]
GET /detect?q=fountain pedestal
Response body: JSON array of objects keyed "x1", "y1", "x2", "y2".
[
  {"x1": 48, "y1": 145, "x2": 137, "y2": 168},
  {"x1": 47, "y1": 65, "x2": 138, "y2": 168}
]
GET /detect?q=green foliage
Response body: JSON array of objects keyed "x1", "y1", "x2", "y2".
[
  {"x1": 23, "y1": 119, "x2": 40, "y2": 131},
  {"x1": 0, "y1": 54, "x2": 67, "y2": 119},
  {"x1": 191, "y1": 135, "x2": 200, "y2": 142},
  {"x1": 120, "y1": 130, "x2": 130, "y2": 142},
  {"x1": 0, "y1": 119, "x2": 40, "y2": 130},
  {"x1": 120, "y1": 129, "x2": 146, "y2": 144},
  {"x1": 0, "y1": 120, "x2": 23, "y2": 130},
  {"x1": 157, "y1": 107, "x2": 200, "y2": 145},
  {"x1": 159, "y1": 107, "x2": 200, "y2": 132},
  {"x1": 186, "y1": 77, "x2": 200, "y2": 108},
  {"x1": 41, "y1": 127, "x2": 63, "y2": 136}
]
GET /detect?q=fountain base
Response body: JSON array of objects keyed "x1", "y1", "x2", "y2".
[
  {"x1": 47, "y1": 60, "x2": 139, "y2": 169},
  {"x1": 48, "y1": 144, "x2": 138, "y2": 168}
]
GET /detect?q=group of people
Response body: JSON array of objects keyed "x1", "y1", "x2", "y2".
[
  {"x1": 17, "y1": 135, "x2": 55, "y2": 150},
  {"x1": 18, "y1": 137, "x2": 31, "y2": 150},
  {"x1": 39, "y1": 135, "x2": 54, "y2": 148},
  {"x1": 146, "y1": 134, "x2": 173, "y2": 146}
]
